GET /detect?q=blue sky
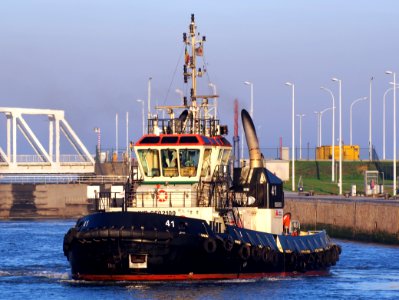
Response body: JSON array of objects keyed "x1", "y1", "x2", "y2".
[{"x1": 0, "y1": 1, "x2": 398, "y2": 158}]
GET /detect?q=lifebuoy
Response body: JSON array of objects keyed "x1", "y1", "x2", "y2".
[
  {"x1": 203, "y1": 238, "x2": 217, "y2": 254},
  {"x1": 157, "y1": 189, "x2": 168, "y2": 202},
  {"x1": 238, "y1": 244, "x2": 251, "y2": 261}
]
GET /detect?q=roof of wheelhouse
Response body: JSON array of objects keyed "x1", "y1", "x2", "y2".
[{"x1": 135, "y1": 134, "x2": 231, "y2": 147}]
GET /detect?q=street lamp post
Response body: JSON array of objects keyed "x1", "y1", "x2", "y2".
[
  {"x1": 383, "y1": 87, "x2": 399, "y2": 160},
  {"x1": 94, "y1": 127, "x2": 101, "y2": 160},
  {"x1": 320, "y1": 107, "x2": 334, "y2": 146},
  {"x1": 286, "y1": 82, "x2": 295, "y2": 191},
  {"x1": 208, "y1": 83, "x2": 217, "y2": 119},
  {"x1": 386, "y1": 71, "x2": 397, "y2": 195},
  {"x1": 332, "y1": 77, "x2": 342, "y2": 195},
  {"x1": 296, "y1": 114, "x2": 305, "y2": 160},
  {"x1": 314, "y1": 111, "x2": 321, "y2": 147},
  {"x1": 321, "y1": 86, "x2": 336, "y2": 182},
  {"x1": 349, "y1": 97, "x2": 368, "y2": 145},
  {"x1": 126, "y1": 111, "x2": 129, "y2": 155},
  {"x1": 137, "y1": 99, "x2": 145, "y2": 135},
  {"x1": 369, "y1": 77, "x2": 374, "y2": 161},
  {"x1": 115, "y1": 113, "x2": 118, "y2": 157},
  {"x1": 244, "y1": 81, "x2": 254, "y2": 118},
  {"x1": 147, "y1": 77, "x2": 152, "y2": 121}
]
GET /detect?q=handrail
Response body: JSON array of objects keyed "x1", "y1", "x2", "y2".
[{"x1": 0, "y1": 175, "x2": 128, "y2": 184}]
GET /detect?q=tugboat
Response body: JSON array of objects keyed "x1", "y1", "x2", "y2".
[{"x1": 63, "y1": 14, "x2": 341, "y2": 281}]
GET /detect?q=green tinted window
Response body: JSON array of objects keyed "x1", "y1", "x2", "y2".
[{"x1": 138, "y1": 149, "x2": 160, "y2": 177}]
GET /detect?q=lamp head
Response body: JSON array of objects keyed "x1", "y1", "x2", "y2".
[
  {"x1": 385, "y1": 71, "x2": 393, "y2": 75},
  {"x1": 285, "y1": 82, "x2": 293, "y2": 86},
  {"x1": 331, "y1": 77, "x2": 340, "y2": 82},
  {"x1": 244, "y1": 81, "x2": 252, "y2": 85}
]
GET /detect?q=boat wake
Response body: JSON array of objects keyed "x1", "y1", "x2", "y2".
[{"x1": 0, "y1": 268, "x2": 70, "y2": 281}]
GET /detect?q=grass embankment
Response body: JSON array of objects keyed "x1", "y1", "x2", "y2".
[{"x1": 285, "y1": 161, "x2": 393, "y2": 195}]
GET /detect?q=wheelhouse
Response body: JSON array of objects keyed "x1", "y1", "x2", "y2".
[{"x1": 134, "y1": 134, "x2": 231, "y2": 184}]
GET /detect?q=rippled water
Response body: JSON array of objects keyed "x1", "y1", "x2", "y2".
[{"x1": 0, "y1": 220, "x2": 398, "y2": 299}]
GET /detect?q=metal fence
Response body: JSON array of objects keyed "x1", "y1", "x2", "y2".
[
  {"x1": 0, "y1": 175, "x2": 128, "y2": 184},
  {"x1": 0, "y1": 154, "x2": 94, "y2": 163}
]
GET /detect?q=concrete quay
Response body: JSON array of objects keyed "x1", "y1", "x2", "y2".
[
  {"x1": 285, "y1": 192, "x2": 399, "y2": 244},
  {"x1": 0, "y1": 183, "x2": 90, "y2": 219},
  {"x1": 0, "y1": 161, "x2": 128, "y2": 219}
]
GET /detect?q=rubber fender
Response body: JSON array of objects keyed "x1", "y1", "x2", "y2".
[
  {"x1": 98, "y1": 229, "x2": 110, "y2": 238},
  {"x1": 223, "y1": 236, "x2": 234, "y2": 252},
  {"x1": 297, "y1": 254, "x2": 307, "y2": 272},
  {"x1": 108, "y1": 228, "x2": 119, "y2": 238},
  {"x1": 307, "y1": 253, "x2": 316, "y2": 269},
  {"x1": 325, "y1": 250, "x2": 333, "y2": 266},
  {"x1": 120, "y1": 229, "x2": 132, "y2": 239},
  {"x1": 290, "y1": 252, "x2": 298, "y2": 265},
  {"x1": 321, "y1": 251, "x2": 330, "y2": 266},
  {"x1": 75, "y1": 229, "x2": 90, "y2": 239},
  {"x1": 269, "y1": 250, "x2": 279, "y2": 267},
  {"x1": 261, "y1": 247, "x2": 271, "y2": 263},
  {"x1": 203, "y1": 237, "x2": 217, "y2": 254},
  {"x1": 238, "y1": 244, "x2": 251, "y2": 261},
  {"x1": 316, "y1": 251, "x2": 325, "y2": 267},
  {"x1": 63, "y1": 228, "x2": 77, "y2": 256},
  {"x1": 142, "y1": 230, "x2": 156, "y2": 240},
  {"x1": 251, "y1": 246, "x2": 263, "y2": 262},
  {"x1": 332, "y1": 248, "x2": 337, "y2": 264}
]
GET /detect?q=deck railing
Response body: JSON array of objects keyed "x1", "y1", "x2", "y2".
[{"x1": 0, "y1": 175, "x2": 128, "y2": 184}]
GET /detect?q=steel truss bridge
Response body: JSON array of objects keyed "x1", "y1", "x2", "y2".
[{"x1": 0, "y1": 107, "x2": 94, "y2": 174}]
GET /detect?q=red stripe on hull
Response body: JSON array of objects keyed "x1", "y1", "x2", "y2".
[{"x1": 75, "y1": 270, "x2": 329, "y2": 281}]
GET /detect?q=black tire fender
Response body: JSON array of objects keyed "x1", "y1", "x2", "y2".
[
  {"x1": 251, "y1": 246, "x2": 263, "y2": 262},
  {"x1": 203, "y1": 237, "x2": 217, "y2": 254},
  {"x1": 238, "y1": 244, "x2": 251, "y2": 261},
  {"x1": 223, "y1": 236, "x2": 234, "y2": 252}
]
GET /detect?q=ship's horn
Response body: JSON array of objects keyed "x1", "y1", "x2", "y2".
[{"x1": 241, "y1": 109, "x2": 262, "y2": 168}]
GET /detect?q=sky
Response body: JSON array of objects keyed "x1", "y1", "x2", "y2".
[{"x1": 0, "y1": 0, "x2": 399, "y2": 159}]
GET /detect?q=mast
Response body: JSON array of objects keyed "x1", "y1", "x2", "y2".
[
  {"x1": 183, "y1": 14, "x2": 207, "y2": 133},
  {"x1": 190, "y1": 14, "x2": 197, "y2": 105},
  {"x1": 153, "y1": 14, "x2": 226, "y2": 138}
]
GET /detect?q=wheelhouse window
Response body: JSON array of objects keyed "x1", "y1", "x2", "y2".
[
  {"x1": 201, "y1": 149, "x2": 212, "y2": 176},
  {"x1": 138, "y1": 149, "x2": 160, "y2": 177},
  {"x1": 161, "y1": 149, "x2": 179, "y2": 177},
  {"x1": 179, "y1": 149, "x2": 200, "y2": 177},
  {"x1": 222, "y1": 149, "x2": 231, "y2": 165}
]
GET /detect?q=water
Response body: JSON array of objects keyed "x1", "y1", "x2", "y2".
[{"x1": 0, "y1": 220, "x2": 398, "y2": 300}]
